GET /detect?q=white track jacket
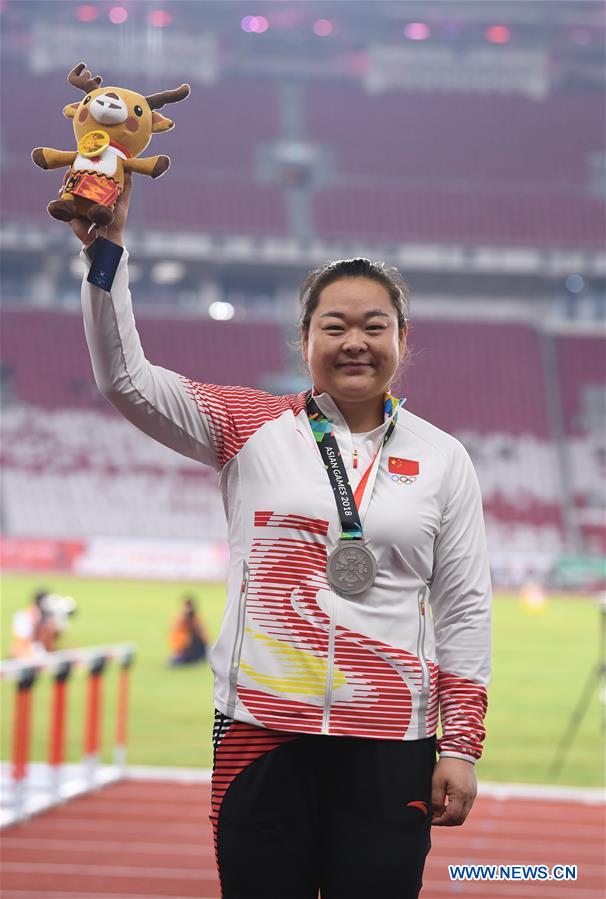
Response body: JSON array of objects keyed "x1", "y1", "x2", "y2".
[{"x1": 81, "y1": 249, "x2": 492, "y2": 763}]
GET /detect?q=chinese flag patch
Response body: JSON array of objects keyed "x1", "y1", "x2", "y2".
[{"x1": 388, "y1": 457, "x2": 419, "y2": 476}]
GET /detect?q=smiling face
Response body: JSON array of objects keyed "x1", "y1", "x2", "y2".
[{"x1": 302, "y1": 277, "x2": 407, "y2": 420}]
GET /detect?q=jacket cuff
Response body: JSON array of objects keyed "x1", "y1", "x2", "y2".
[
  {"x1": 439, "y1": 751, "x2": 477, "y2": 764},
  {"x1": 86, "y1": 238, "x2": 124, "y2": 291}
]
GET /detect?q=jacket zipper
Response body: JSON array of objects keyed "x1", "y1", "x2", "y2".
[
  {"x1": 417, "y1": 588, "x2": 430, "y2": 738},
  {"x1": 322, "y1": 588, "x2": 337, "y2": 734},
  {"x1": 226, "y1": 562, "x2": 249, "y2": 718}
]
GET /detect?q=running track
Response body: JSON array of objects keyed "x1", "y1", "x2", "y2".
[{"x1": 1, "y1": 778, "x2": 604, "y2": 898}]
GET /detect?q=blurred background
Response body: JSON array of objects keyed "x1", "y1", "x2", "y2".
[
  {"x1": 1, "y1": 0, "x2": 605, "y2": 779},
  {"x1": 1, "y1": 5, "x2": 605, "y2": 897},
  {"x1": 1, "y1": 0, "x2": 605, "y2": 585}
]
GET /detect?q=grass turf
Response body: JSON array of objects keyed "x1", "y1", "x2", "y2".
[{"x1": 1, "y1": 573, "x2": 603, "y2": 786}]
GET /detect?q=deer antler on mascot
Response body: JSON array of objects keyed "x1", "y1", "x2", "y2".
[{"x1": 32, "y1": 63, "x2": 190, "y2": 226}]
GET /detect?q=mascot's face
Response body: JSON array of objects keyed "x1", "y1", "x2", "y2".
[{"x1": 64, "y1": 87, "x2": 174, "y2": 157}]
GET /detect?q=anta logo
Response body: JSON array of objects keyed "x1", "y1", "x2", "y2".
[
  {"x1": 406, "y1": 800, "x2": 428, "y2": 816},
  {"x1": 388, "y1": 457, "x2": 419, "y2": 485}
]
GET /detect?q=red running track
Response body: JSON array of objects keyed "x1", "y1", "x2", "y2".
[{"x1": 1, "y1": 779, "x2": 604, "y2": 898}]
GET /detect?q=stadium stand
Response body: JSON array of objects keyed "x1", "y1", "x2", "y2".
[
  {"x1": 393, "y1": 320, "x2": 564, "y2": 552},
  {"x1": 1, "y1": 406, "x2": 226, "y2": 539},
  {"x1": 398, "y1": 320, "x2": 550, "y2": 436},
  {"x1": 313, "y1": 187, "x2": 603, "y2": 246},
  {"x1": 555, "y1": 335, "x2": 606, "y2": 553},
  {"x1": 305, "y1": 84, "x2": 604, "y2": 247},
  {"x1": 142, "y1": 179, "x2": 287, "y2": 235},
  {"x1": 1, "y1": 28, "x2": 603, "y2": 574},
  {"x1": 4, "y1": 67, "x2": 604, "y2": 246},
  {"x1": 304, "y1": 87, "x2": 602, "y2": 189},
  {"x1": 1, "y1": 307, "x2": 282, "y2": 541},
  {"x1": 1, "y1": 308, "x2": 286, "y2": 409},
  {"x1": 2, "y1": 308, "x2": 603, "y2": 556}
]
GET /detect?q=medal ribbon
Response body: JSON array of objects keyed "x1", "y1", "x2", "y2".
[
  {"x1": 108, "y1": 138, "x2": 132, "y2": 158},
  {"x1": 306, "y1": 391, "x2": 400, "y2": 541}
]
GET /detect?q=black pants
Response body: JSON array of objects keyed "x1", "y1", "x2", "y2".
[{"x1": 210, "y1": 711, "x2": 436, "y2": 899}]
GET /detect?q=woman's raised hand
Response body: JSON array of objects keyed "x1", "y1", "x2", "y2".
[{"x1": 69, "y1": 172, "x2": 133, "y2": 248}]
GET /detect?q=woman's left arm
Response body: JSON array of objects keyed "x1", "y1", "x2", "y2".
[{"x1": 429, "y1": 441, "x2": 492, "y2": 825}]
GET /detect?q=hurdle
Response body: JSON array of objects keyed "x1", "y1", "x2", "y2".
[{"x1": 0, "y1": 643, "x2": 135, "y2": 827}]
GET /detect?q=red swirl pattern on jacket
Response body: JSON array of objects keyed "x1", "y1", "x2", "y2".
[
  {"x1": 237, "y1": 514, "x2": 438, "y2": 739},
  {"x1": 330, "y1": 626, "x2": 439, "y2": 738}
]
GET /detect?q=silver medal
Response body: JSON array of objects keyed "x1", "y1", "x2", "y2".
[{"x1": 327, "y1": 541, "x2": 377, "y2": 595}]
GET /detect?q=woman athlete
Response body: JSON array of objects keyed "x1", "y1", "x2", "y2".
[{"x1": 70, "y1": 173, "x2": 491, "y2": 899}]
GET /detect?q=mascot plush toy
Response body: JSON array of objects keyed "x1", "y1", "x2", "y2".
[{"x1": 32, "y1": 62, "x2": 190, "y2": 226}]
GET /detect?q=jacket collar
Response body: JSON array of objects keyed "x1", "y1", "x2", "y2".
[{"x1": 309, "y1": 388, "x2": 401, "y2": 434}]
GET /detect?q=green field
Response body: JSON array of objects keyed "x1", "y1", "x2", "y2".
[{"x1": 1, "y1": 573, "x2": 603, "y2": 786}]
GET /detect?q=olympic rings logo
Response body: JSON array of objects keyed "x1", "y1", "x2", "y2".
[{"x1": 391, "y1": 474, "x2": 417, "y2": 484}]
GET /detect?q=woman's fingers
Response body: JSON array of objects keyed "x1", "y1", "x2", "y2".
[
  {"x1": 105, "y1": 173, "x2": 132, "y2": 244},
  {"x1": 122, "y1": 170, "x2": 133, "y2": 196},
  {"x1": 69, "y1": 215, "x2": 98, "y2": 247},
  {"x1": 431, "y1": 790, "x2": 468, "y2": 826},
  {"x1": 117, "y1": 172, "x2": 133, "y2": 212}
]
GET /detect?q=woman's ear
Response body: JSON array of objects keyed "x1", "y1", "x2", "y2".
[
  {"x1": 398, "y1": 323, "x2": 408, "y2": 359},
  {"x1": 301, "y1": 329, "x2": 309, "y2": 365}
]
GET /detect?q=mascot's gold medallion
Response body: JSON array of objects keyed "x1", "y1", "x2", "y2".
[{"x1": 78, "y1": 130, "x2": 110, "y2": 158}]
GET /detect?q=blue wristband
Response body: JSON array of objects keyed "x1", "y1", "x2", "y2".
[{"x1": 86, "y1": 238, "x2": 124, "y2": 291}]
